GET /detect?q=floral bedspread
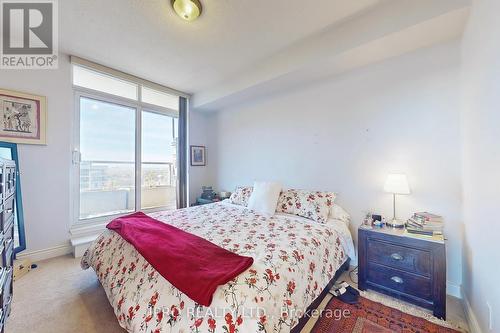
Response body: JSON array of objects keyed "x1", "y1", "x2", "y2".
[{"x1": 81, "y1": 202, "x2": 349, "y2": 333}]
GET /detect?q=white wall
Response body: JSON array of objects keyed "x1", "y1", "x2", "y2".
[
  {"x1": 0, "y1": 55, "x2": 73, "y2": 252},
  {"x1": 188, "y1": 110, "x2": 215, "y2": 204},
  {"x1": 0, "y1": 56, "x2": 209, "y2": 255},
  {"x1": 207, "y1": 42, "x2": 464, "y2": 292},
  {"x1": 460, "y1": 0, "x2": 500, "y2": 330}
]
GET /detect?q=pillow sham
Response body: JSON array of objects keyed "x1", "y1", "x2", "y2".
[
  {"x1": 276, "y1": 189, "x2": 336, "y2": 223},
  {"x1": 229, "y1": 186, "x2": 253, "y2": 206},
  {"x1": 247, "y1": 181, "x2": 282, "y2": 215},
  {"x1": 329, "y1": 203, "x2": 351, "y2": 226}
]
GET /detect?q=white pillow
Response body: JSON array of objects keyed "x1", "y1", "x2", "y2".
[
  {"x1": 330, "y1": 204, "x2": 351, "y2": 226},
  {"x1": 247, "y1": 181, "x2": 282, "y2": 215}
]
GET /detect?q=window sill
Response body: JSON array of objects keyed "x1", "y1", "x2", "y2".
[
  {"x1": 70, "y1": 220, "x2": 108, "y2": 238},
  {"x1": 70, "y1": 206, "x2": 176, "y2": 257},
  {"x1": 70, "y1": 222, "x2": 107, "y2": 257}
]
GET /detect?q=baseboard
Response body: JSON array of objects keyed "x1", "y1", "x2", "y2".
[
  {"x1": 16, "y1": 243, "x2": 72, "y2": 262},
  {"x1": 446, "y1": 281, "x2": 462, "y2": 298},
  {"x1": 462, "y1": 290, "x2": 483, "y2": 333}
]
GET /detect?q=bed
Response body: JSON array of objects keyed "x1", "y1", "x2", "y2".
[{"x1": 81, "y1": 200, "x2": 354, "y2": 333}]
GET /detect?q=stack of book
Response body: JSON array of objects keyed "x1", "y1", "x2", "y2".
[{"x1": 406, "y1": 212, "x2": 443, "y2": 236}]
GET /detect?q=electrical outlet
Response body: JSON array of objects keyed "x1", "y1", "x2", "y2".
[{"x1": 486, "y1": 301, "x2": 493, "y2": 330}]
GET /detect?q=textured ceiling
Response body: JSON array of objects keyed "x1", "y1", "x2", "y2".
[
  {"x1": 192, "y1": 0, "x2": 471, "y2": 110},
  {"x1": 60, "y1": 0, "x2": 381, "y2": 94}
]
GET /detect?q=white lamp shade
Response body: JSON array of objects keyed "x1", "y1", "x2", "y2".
[{"x1": 384, "y1": 174, "x2": 410, "y2": 194}]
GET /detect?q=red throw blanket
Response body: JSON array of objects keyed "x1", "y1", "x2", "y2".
[{"x1": 106, "y1": 212, "x2": 254, "y2": 306}]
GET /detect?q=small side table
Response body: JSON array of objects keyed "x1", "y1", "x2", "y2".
[
  {"x1": 358, "y1": 225, "x2": 447, "y2": 319},
  {"x1": 194, "y1": 197, "x2": 220, "y2": 206}
]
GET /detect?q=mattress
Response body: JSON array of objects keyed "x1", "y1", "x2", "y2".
[{"x1": 81, "y1": 201, "x2": 353, "y2": 333}]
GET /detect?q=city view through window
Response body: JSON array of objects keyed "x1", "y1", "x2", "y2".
[{"x1": 79, "y1": 97, "x2": 178, "y2": 220}]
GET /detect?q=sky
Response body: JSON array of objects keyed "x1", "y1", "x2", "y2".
[{"x1": 80, "y1": 97, "x2": 176, "y2": 163}]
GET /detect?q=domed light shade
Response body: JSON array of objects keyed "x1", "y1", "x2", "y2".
[{"x1": 171, "y1": 0, "x2": 202, "y2": 22}]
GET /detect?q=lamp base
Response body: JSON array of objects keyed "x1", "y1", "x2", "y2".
[{"x1": 387, "y1": 218, "x2": 405, "y2": 228}]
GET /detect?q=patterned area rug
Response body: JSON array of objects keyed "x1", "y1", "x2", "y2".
[{"x1": 311, "y1": 296, "x2": 460, "y2": 333}]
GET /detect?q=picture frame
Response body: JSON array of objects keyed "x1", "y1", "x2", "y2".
[
  {"x1": 190, "y1": 145, "x2": 206, "y2": 166},
  {"x1": 0, "y1": 89, "x2": 47, "y2": 145}
]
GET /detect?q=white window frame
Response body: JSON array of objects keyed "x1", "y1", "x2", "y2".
[{"x1": 71, "y1": 63, "x2": 184, "y2": 227}]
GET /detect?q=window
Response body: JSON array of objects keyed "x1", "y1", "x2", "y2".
[
  {"x1": 141, "y1": 111, "x2": 178, "y2": 210},
  {"x1": 73, "y1": 65, "x2": 138, "y2": 100},
  {"x1": 79, "y1": 98, "x2": 136, "y2": 219},
  {"x1": 73, "y1": 61, "x2": 183, "y2": 223},
  {"x1": 142, "y1": 86, "x2": 179, "y2": 110}
]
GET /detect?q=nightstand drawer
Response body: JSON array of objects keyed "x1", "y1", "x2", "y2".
[
  {"x1": 367, "y1": 262, "x2": 432, "y2": 301},
  {"x1": 367, "y1": 239, "x2": 431, "y2": 277},
  {"x1": 358, "y1": 227, "x2": 446, "y2": 319}
]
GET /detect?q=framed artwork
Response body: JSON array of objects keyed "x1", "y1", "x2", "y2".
[
  {"x1": 190, "y1": 145, "x2": 206, "y2": 166},
  {"x1": 0, "y1": 89, "x2": 47, "y2": 145}
]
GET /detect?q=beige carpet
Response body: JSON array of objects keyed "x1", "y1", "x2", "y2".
[
  {"x1": 10, "y1": 255, "x2": 125, "y2": 333},
  {"x1": 9, "y1": 256, "x2": 469, "y2": 333}
]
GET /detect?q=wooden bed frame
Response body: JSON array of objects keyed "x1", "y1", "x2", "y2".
[{"x1": 290, "y1": 258, "x2": 351, "y2": 333}]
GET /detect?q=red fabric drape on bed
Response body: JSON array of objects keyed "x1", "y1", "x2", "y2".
[{"x1": 107, "y1": 212, "x2": 254, "y2": 306}]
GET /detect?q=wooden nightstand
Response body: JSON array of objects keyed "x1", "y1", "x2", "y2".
[
  {"x1": 358, "y1": 225, "x2": 446, "y2": 319},
  {"x1": 193, "y1": 197, "x2": 220, "y2": 206}
]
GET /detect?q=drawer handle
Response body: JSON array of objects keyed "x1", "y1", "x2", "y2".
[
  {"x1": 390, "y1": 276, "x2": 404, "y2": 284},
  {"x1": 391, "y1": 253, "x2": 403, "y2": 261},
  {"x1": 5, "y1": 209, "x2": 12, "y2": 214}
]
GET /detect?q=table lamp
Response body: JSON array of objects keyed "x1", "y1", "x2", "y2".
[{"x1": 384, "y1": 173, "x2": 410, "y2": 228}]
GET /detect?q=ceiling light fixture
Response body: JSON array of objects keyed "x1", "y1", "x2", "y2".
[{"x1": 171, "y1": 0, "x2": 202, "y2": 22}]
